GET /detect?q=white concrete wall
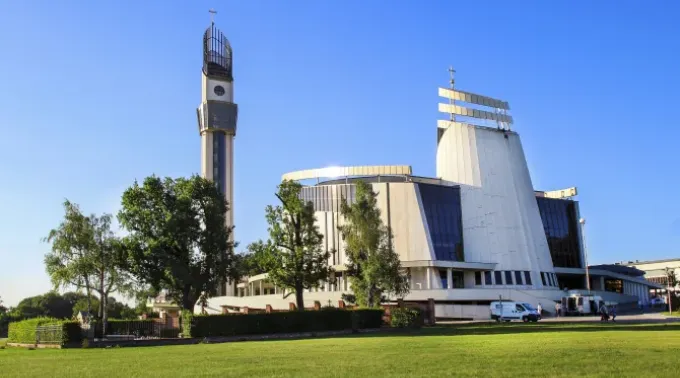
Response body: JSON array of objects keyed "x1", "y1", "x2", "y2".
[
  {"x1": 314, "y1": 181, "x2": 433, "y2": 267},
  {"x1": 384, "y1": 182, "x2": 433, "y2": 262},
  {"x1": 435, "y1": 304, "x2": 489, "y2": 319},
  {"x1": 436, "y1": 123, "x2": 555, "y2": 284}
]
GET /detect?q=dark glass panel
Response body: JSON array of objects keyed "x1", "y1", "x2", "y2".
[
  {"x1": 484, "y1": 271, "x2": 492, "y2": 285},
  {"x1": 475, "y1": 272, "x2": 482, "y2": 286},
  {"x1": 524, "y1": 271, "x2": 532, "y2": 285},
  {"x1": 419, "y1": 184, "x2": 464, "y2": 261},
  {"x1": 515, "y1": 271, "x2": 523, "y2": 285},
  {"x1": 494, "y1": 271, "x2": 503, "y2": 285},
  {"x1": 505, "y1": 271, "x2": 513, "y2": 285},
  {"x1": 536, "y1": 197, "x2": 583, "y2": 268}
]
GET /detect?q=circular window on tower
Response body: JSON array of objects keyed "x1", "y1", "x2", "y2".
[{"x1": 214, "y1": 85, "x2": 225, "y2": 96}]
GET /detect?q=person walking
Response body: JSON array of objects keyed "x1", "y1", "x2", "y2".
[
  {"x1": 611, "y1": 305, "x2": 617, "y2": 322},
  {"x1": 599, "y1": 303, "x2": 609, "y2": 322},
  {"x1": 555, "y1": 302, "x2": 561, "y2": 317},
  {"x1": 537, "y1": 303, "x2": 542, "y2": 317}
]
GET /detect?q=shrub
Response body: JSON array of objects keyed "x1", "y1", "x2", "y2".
[
  {"x1": 182, "y1": 311, "x2": 194, "y2": 338},
  {"x1": 191, "y1": 308, "x2": 384, "y2": 338},
  {"x1": 390, "y1": 308, "x2": 423, "y2": 329},
  {"x1": 352, "y1": 309, "x2": 384, "y2": 329},
  {"x1": 160, "y1": 328, "x2": 180, "y2": 338},
  {"x1": 7, "y1": 318, "x2": 82, "y2": 345},
  {"x1": 8, "y1": 318, "x2": 59, "y2": 344}
]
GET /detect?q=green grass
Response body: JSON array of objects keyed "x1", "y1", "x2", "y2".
[
  {"x1": 1, "y1": 323, "x2": 679, "y2": 377},
  {"x1": 661, "y1": 311, "x2": 679, "y2": 317}
]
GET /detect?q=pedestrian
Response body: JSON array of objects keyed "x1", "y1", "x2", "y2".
[
  {"x1": 537, "y1": 303, "x2": 542, "y2": 317},
  {"x1": 555, "y1": 302, "x2": 561, "y2": 317},
  {"x1": 611, "y1": 305, "x2": 617, "y2": 322},
  {"x1": 599, "y1": 303, "x2": 609, "y2": 322}
]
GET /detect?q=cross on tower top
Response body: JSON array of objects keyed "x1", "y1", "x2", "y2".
[
  {"x1": 209, "y1": 9, "x2": 217, "y2": 25},
  {"x1": 448, "y1": 66, "x2": 456, "y2": 89}
]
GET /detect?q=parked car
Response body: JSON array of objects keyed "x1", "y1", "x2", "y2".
[{"x1": 650, "y1": 297, "x2": 666, "y2": 306}]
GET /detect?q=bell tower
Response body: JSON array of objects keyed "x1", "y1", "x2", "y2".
[{"x1": 196, "y1": 10, "x2": 238, "y2": 295}]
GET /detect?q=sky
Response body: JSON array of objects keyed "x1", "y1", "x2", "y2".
[{"x1": 1, "y1": 0, "x2": 679, "y2": 306}]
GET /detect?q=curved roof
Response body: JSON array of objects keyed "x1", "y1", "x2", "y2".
[{"x1": 281, "y1": 165, "x2": 412, "y2": 182}]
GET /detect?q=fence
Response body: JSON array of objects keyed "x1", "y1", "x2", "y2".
[
  {"x1": 35, "y1": 325, "x2": 68, "y2": 345},
  {"x1": 105, "y1": 320, "x2": 180, "y2": 339}
]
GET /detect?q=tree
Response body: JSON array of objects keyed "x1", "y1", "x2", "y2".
[
  {"x1": 44, "y1": 200, "x2": 95, "y2": 315},
  {"x1": 666, "y1": 267, "x2": 678, "y2": 288},
  {"x1": 249, "y1": 180, "x2": 331, "y2": 310},
  {"x1": 117, "y1": 175, "x2": 235, "y2": 312},
  {"x1": 86, "y1": 213, "x2": 134, "y2": 333},
  {"x1": 9, "y1": 291, "x2": 81, "y2": 320},
  {"x1": 45, "y1": 200, "x2": 133, "y2": 333},
  {"x1": 338, "y1": 180, "x2": 409, "y2": 308}
]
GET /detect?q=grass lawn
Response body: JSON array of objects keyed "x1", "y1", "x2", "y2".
[
  {"x1": 1, "y1": 323, "x2": 679, "y2": 377},
  {"x1": 661, "y1": 311, "x2": 679, "y2": 317}
]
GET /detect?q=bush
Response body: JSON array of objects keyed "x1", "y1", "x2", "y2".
[
  {"x1": 8, "y1": 318, "x2": 59, "y2": 344},
  {"x1": 390, "y1": 308, "x2": 423, "y2": 329},
  {"x1": 160, "y1": 328, "x2": 180, "y2": 338},
  {"x1": 191, "y1": 308, "x2": 384, "y2": 338},
  {"x1": 182, "y1": 311, "x2": 193, "y2": 338},
  {"x1": 7, "y1": 318, "x2": 82, "y2": 345}
]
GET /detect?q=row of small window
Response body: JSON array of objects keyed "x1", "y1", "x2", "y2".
[
  {"x1": 473, "y1": 270, "x2": 560, "y2": 288},
  {"x1": 475, "y1": 271, "x2": 532, "y2": 286},
  {"x1": 540, "y1": 272, "x2": 559, "y2": 288}
]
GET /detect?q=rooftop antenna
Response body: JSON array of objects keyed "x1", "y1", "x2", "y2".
[
  {"x1": 209, "y1": 8, "x2": 217, "y2": 25},
  {"x1": 448, "y1": 66, "x2": 456, "y2": 122}
]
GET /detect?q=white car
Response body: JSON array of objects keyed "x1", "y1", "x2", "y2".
[{"x1": 650, "y1": 297, "x2": 666, "y2": 305}]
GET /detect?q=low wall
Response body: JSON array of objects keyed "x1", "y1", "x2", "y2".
[{"x1": 435, "y1": 304, "x2": 489, "y2": 320}]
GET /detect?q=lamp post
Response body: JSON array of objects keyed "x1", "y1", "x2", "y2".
[{"x1": 579, "y1": 218, "x2": 591, "y2": 294}]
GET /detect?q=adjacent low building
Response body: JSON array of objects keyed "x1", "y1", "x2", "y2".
[
  {"x1": 198, "y1": 75, "x2": 661, "y2": 319},
  {"x1": 620, "y1": 258, "x2": 680, "y2": 293}
]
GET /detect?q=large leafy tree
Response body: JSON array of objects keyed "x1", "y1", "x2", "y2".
[
  {"x1": 249, "y1": 180, "x2": 331, "y2": 310},
  {"x1": 117, "y1": 175, "x2": 235, "y2": 312},
  {"x1": 45, "y1": 201, "x2": 132, "y2": 333},
  {"x1": 339, "y1": 180, "x2": 409, "y2": 308},
  {"x1": 44, "y1": 200, "x2": 95, "y2": 315}
]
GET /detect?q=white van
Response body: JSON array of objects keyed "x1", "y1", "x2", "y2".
[
  {"x1": 490, "y1": 301, "x2": 541, "y2": 322},
  {"x1": 561, "y1": 295, "x2": 604, "y2": 316}
]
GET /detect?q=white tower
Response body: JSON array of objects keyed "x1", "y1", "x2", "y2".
[
  {"x1": 435, "y1": 69, "x2": 556, "y2": 288},
  {"x1": 196, "y1": 13, "x2": 238, "y2": 295}
]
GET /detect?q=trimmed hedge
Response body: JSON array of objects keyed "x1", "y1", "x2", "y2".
[
  {"x1": 8, "y1": 318, "x2": 82, "y2": 345},
  {"x1": 182, "y1": 311, "x2": 193, "y2": 338},
  {"x1": 192, "y1": 308, "x2": 384, "y2": 338},
  {"x1": 390, "y1": 307, "x2": 423, "y2": 328}
]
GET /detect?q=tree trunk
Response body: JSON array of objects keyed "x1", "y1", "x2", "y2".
[
  {"x1": 102, "y1": 291, "x2": 108, "y2": 336},
  {"x1": 182, "y1": 286, "x2": 194, "y2": 312},
  {"x1": 98, "y1": 273, "x2": 105, "y2": 320},
  {"x1": 84, "y1": 276, "x2": 93, "y2": 316},
  {"x1": 295, "y1": 283, "x2": 304, "y2": 311}
]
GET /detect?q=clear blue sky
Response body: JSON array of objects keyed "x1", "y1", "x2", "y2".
[{"x1": 1, "y1": 1, "x2": 679, "y2": 306}]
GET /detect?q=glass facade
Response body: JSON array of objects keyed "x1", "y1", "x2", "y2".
[
  {"x1": 418, "y1": 184, "x2": 464, "y2": 261},
  {"x1": 536, "y1": 197, "x2": 583, "y2": 268}
]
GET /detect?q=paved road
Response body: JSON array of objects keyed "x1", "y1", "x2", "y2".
[
  {"x1": 541, "y1": 313, "x2": 680, "y2": 323},
  {"x1": 439, "y1": 313, "x2": 680, "y2": 325}
]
